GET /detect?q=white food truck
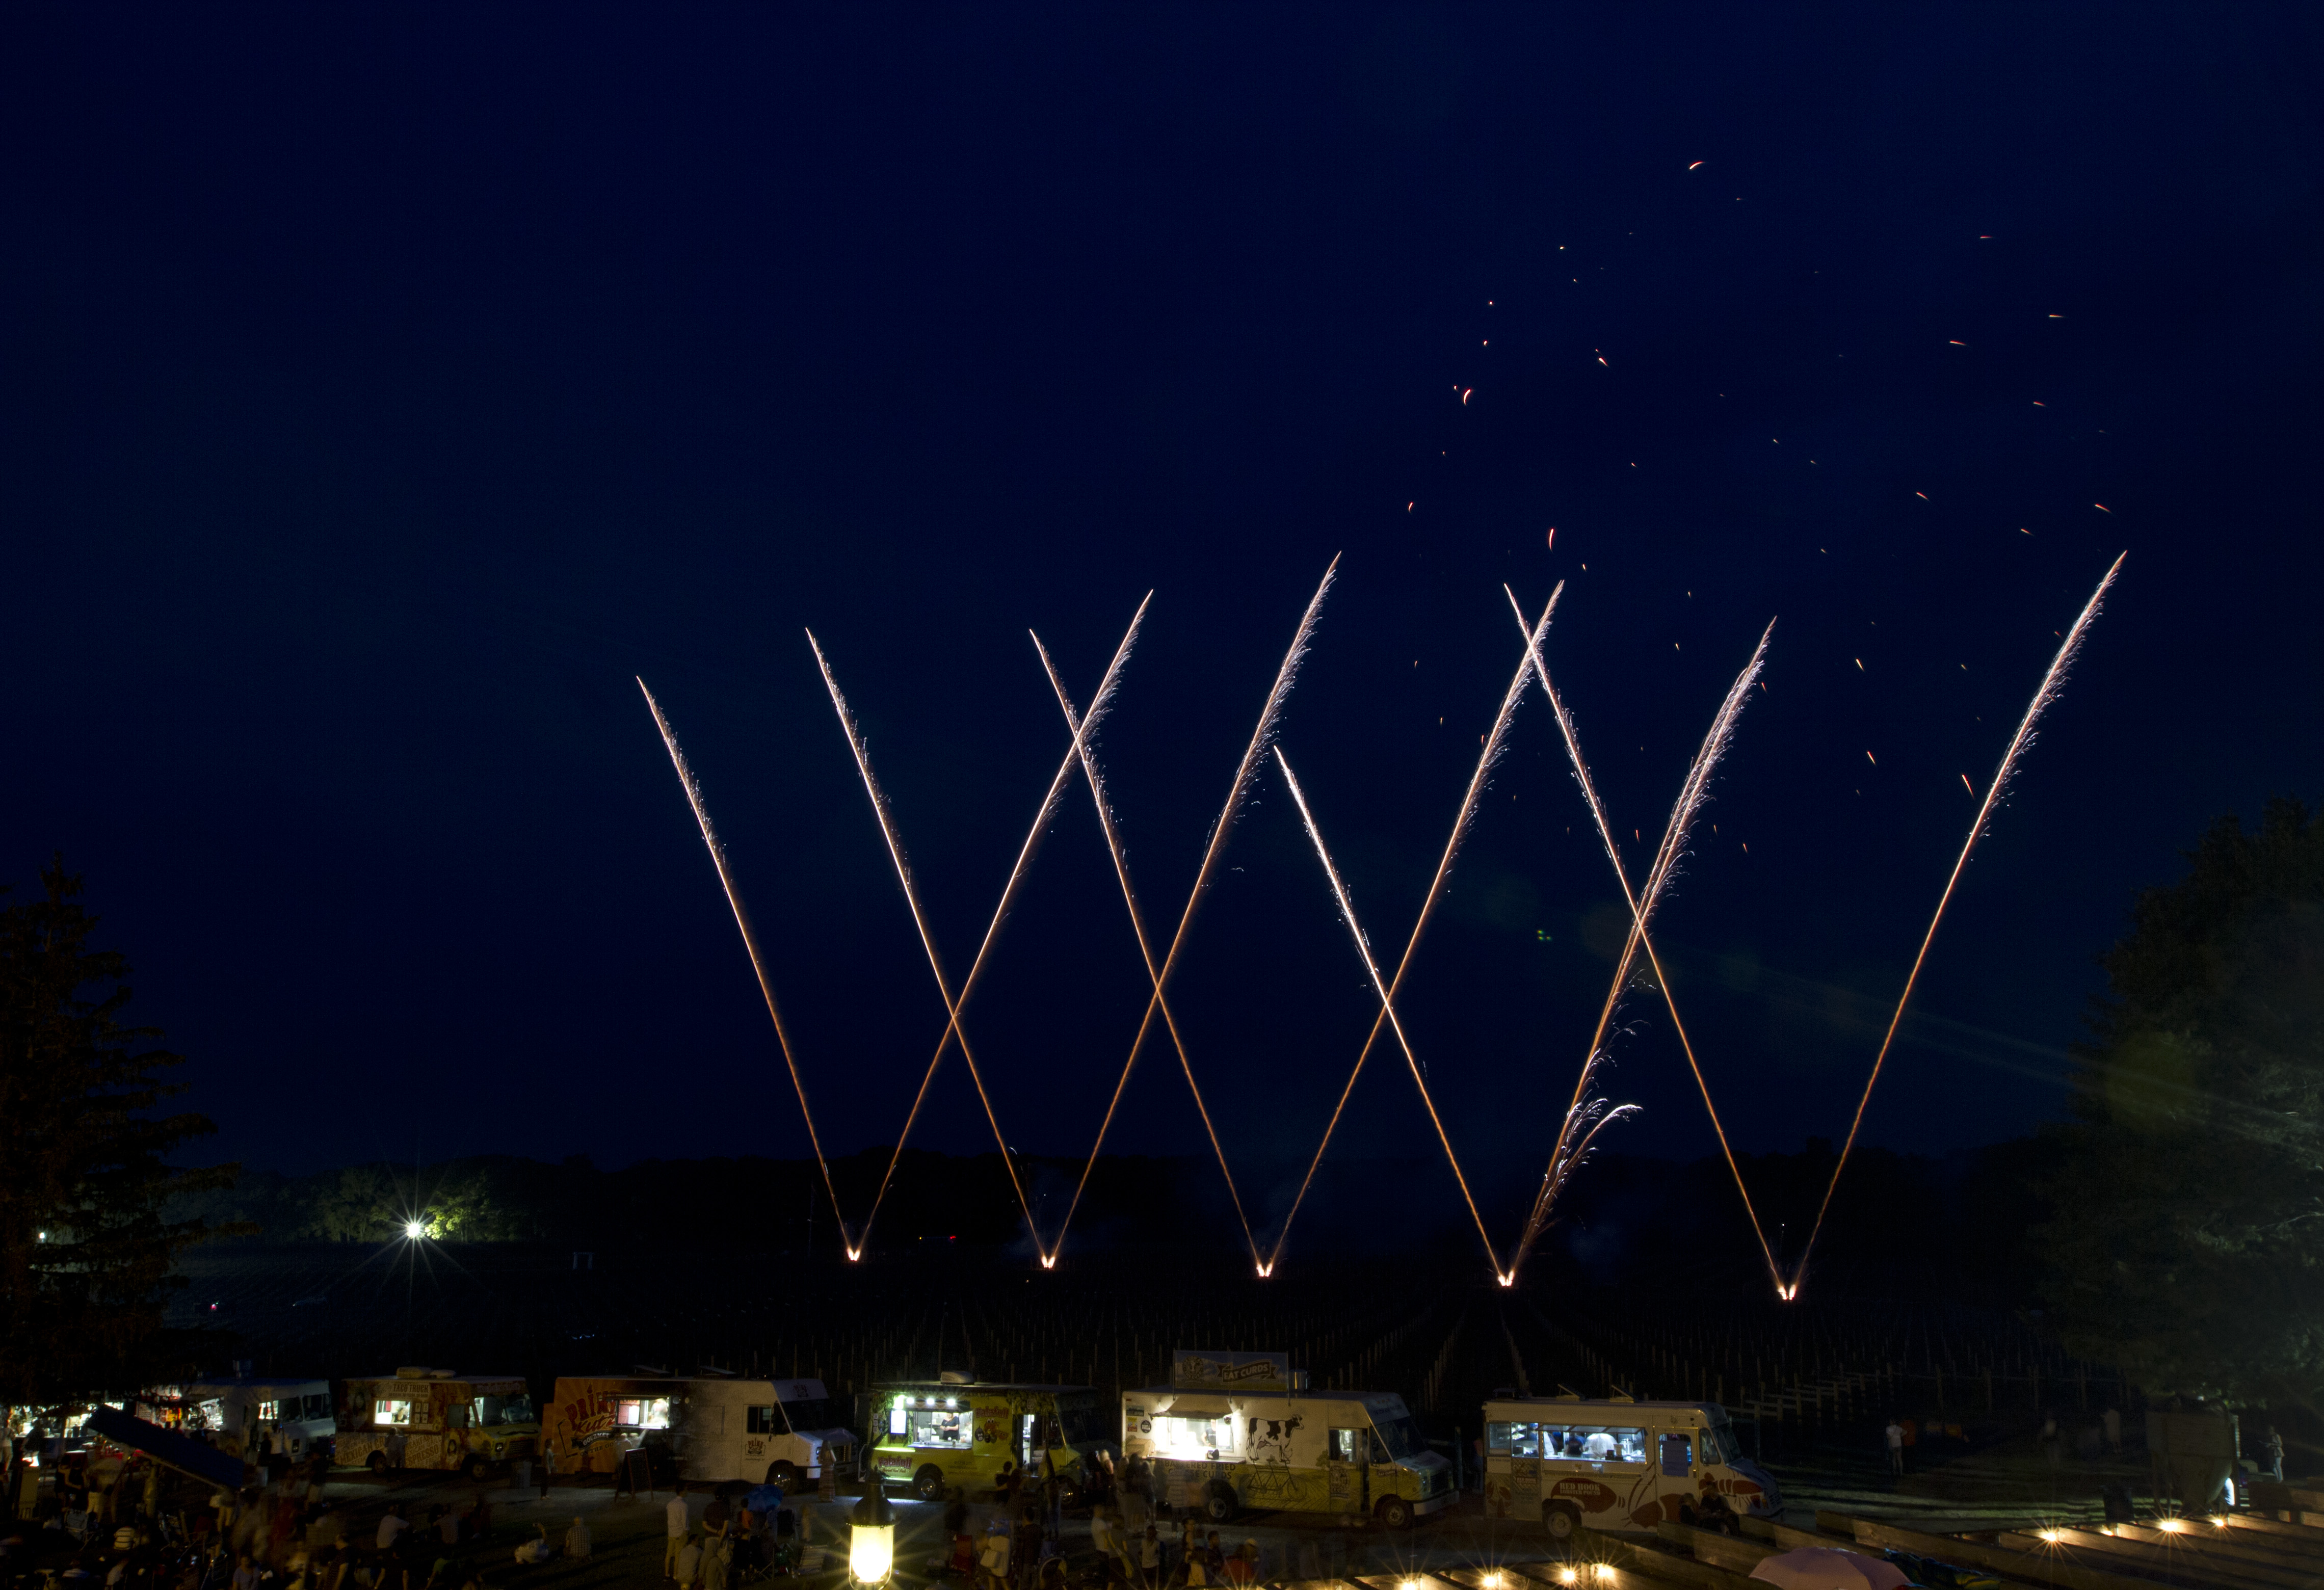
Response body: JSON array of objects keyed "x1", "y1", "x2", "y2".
[
  {"x1": 1481, "y1": 1395, "x2": 1779, "y2": 1538},
  {"x1": 166, "y1": 1377, "x2": 338, "y2": 1463},
  {"x1": 674, "y1": 1376, "x2": 856, "y2": 1487},
  {"x1": 1122, "y1": 1350, "x2": 1456, "y2": 1529}
]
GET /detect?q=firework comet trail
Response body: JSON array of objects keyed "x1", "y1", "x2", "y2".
[
  {"x1": 1262, "y1": 586, "x2": 1563, "y2": 1271},
  {"x1": 638, "y1": 679, "x2": 855, "y2": 1251},
  {"x1": 1028, "y1": 632, "x2": 1222, "y2": 1261},
  {"x1": 1501, "y1": 592, "x2": 1782, "y2": 1289},
  {"x1": 1273, "y1": 747, "x2": 1507, "y2": 1277},
  {"x1": 1049, "y1": 559, "x2": 1339, "y2": 1267},
  {"x1": 1789, "y1": 551, "x2": 2125, "y2": 1296},
  {"x1": 809, "y1": 601, "x2": 1147, "y2": 1259}
]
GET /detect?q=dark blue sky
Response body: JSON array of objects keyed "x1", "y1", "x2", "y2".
[{"x1": 5, "y1": 8, "x2": 2320, "y2": 1247}]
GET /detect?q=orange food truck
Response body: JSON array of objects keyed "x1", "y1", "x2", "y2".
[{"x1": 544, "y1": 1376, "x2": 678, "y2": 1476}]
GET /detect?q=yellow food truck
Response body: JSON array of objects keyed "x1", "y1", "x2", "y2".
[
  {"x1": 1481, "y1": 1395, "x2": 1779, "y2": 1537},
  {"x1": 1120, "y1": 1350, "x2": 1456, "y2": 1529},
  {"x1": 545, "y1": 1376, "x2": 678, "y2": 1476},
  {"x1": 867, "y1": 1375, "x2": 1109, "y2": 1501},
  {"x1": 335, "y1": 1368, "x2": 539, "y2": 1478}
]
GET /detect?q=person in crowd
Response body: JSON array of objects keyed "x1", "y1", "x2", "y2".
[
  {"x1": 232, "y1": 1554, "x2": 259, "y2": 1590},
  {"x1": 462, "y1": 1494, "x2": 491, "y2": 1547},
  {"x1": 699, "y1": 1490, "x2": 730, "y2": 1558},
  {"x1": 1137, "y1": 1524, "x2": 1159, "y2": 1590},
  {"x1": 1884, "y1": 1417, "x2": 1905, "y2": 1475},
  {"x1": 373, "y1": 1507, "x2": 406, "y2": 1558},
  {"x1": 1224, "y1": 1541, "x2": 1259, "y2": 1588},
  {"x1": 2102, "y1": 1406, "x2": 2123, "y2": 1455},
  {"x1": 561, "y1": 1518, "x2": 589, "y2": 1561},
  {"x1": 433, "y1": 1509, "x2": 457, "y2": 1551},
  {"x1": 664, "y1": 1483, "x2": 691, "y2": 1580},
  {"x1": 2266, "y1": 1426, "x2": 2286, "y2": 1482},
  {"x1": 512, "y1": 1525, "x2": 549, "y2": 1568}
]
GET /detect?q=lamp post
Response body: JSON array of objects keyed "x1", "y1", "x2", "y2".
[{"x1": 849, "y1": 1480, "x2": 896, "y2": 1586}]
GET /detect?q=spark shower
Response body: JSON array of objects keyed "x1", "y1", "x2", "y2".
[{"x1": 640, "y1": 552, "x2": 2124, "y2": 1299}]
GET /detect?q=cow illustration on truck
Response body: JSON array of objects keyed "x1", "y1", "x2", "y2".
[
  {"x1": 1482, "y1": 1394, "x2": 1779, "y2": 1537},
  {"x1": 336, "y1": 1368, "x2": 538, "y2": 1478},
  {"x1": 1120, "y1": 1350, "x2": 1455, "y2": 1530}
]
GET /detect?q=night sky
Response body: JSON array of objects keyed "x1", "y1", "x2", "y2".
[{"x1": 5, "y1": 9, "x2": 2320, "y2": 1237}]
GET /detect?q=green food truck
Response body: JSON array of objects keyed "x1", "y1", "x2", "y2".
[
  {"x1": 1121, "y1": 1350, "x2": 1456, "y2": 1529},
  {"x1": 866, "y1": 1375, "x2": 1110, "y2": 1501}
]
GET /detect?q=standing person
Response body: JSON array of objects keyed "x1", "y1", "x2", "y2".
[
  {"x1": 1137, "y1": 1525, "x2": 1159, "y2": 1590},
  {"x1": 2041, "y1": 1413, "x2": 2063, "y2": 1473},
  {"x1": 1884, "y1": 1418, "x2": 1905, "y2": 1476},
  {"x1": 2102, "y1": 1407, "x2": 2122, "y2": 1456},
  {"x1": 665, "y1": 1483, "x2": 691, "y2": 1580},
  {"x1": 2266, "y1": 1426, "x2": 2286, "y2": 1482}
]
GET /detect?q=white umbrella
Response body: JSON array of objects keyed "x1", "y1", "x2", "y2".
[{"x1": 1749, "y1": 1547, "x2": 1912, "y2": 1590}]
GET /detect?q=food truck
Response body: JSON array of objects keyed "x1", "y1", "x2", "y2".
[
  {"x1": 544, "y1": 1376, "x2": 679, "y2": 1476},
  {"x1": 868, "y1": 1374, "x2": 1108, "y2": 1501},
  {"x1": 1481, "y1": 1395, "x2": 1780, "y2": 1537},
  {"x1": 672, "y1": 1377, "x2": 856, "y2": 1487},
  {"x1": 145, "y1": 1378, "x2": 338, "y2": 1462},
  {"x1": 1120, "y1": 1350, "x2": 1455, "y2": 1529},
  {"x1": 335, "y1": 1368, "x2": 539, "y2": 1477}
]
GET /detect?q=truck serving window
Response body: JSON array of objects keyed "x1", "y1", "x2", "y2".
[
  {"x1": 374, "y1": 1399, "x2": 413, "y2": 1427},
  {"x1": 1536, "y1": 1425, "x2": 1647, "y2": 1465},
  {"x1": 1149, "y1": 1415, "x2": 1238, "y2": 1462},
  {"x1": 1486, "y1": 1422, "x2": 1542, "y2": 1458},
  {"x1": 903, "y1": 1408, "x2": 972, "y2": 1449}
]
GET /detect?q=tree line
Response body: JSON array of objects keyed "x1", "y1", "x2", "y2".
[{"x1": 7, "y1": 797, "x2": 2324, "y2": 1409}]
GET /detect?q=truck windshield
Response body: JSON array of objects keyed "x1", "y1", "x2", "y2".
[
  {"x1": 1370, "y1": 1415, "x2": 1423, "y2": 1461},
  {"x1": 473, "y1": 1396, "x2": 535, "y2": 1427},
  {"x1": 1703, "y1": 1422, "x2": 1740, "y2": 1464},
  {"x1": 778, "y1": 1398, "x2": 842, "y2": 1432}
]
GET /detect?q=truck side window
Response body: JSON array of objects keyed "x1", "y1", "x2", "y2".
[
  {"x1": 747, "y1": 1407, "x2": 779, "y2": 1436},
  {"x1": 1659, "y1": 1434, "x2": 1691, "y2": 1477},
  {"x1": 1328, "y1": 1428, "x2": 1363, "y2": 1463}
]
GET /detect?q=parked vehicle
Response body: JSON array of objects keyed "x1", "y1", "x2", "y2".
[
  {"x1": 1120, "y1": 1350, "x2": 1455, "y2": 1530},
  {"x1": 544, "y1": 1376, "x2": 678, "y2": 1476},
  {"x1": 145, "y1": 1379, "x2": 337, "y2": 1463},
  {"x1": 335, "y1": 1368, "x2": 538, "y2": 1478},
  {"x1": 674, "y1": 1376, "x2": 855, "y2": 1487},
  {"x1": 868, "y1": 1373, "x2": 1107, "y2": 1502},
  {"x1": 1480, "y1": 1394, "x2": 1779, "y2": 1537}
]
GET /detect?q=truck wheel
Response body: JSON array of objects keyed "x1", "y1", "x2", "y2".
[
  {"x1": 366, "y1": 1452, "x2": 390, "y2": 1475},
  {"x1": 1204, "y1": 1483, "x2": 1238, "y2": 1525},
  {"x1": 465, "y1": 1454, "x2": 490, "y2": 1481},
  {"x1": 1374, "y1": 1494, "x2": 1412, "y2": 1530},
  {"x1": 913, "y1": 1465, "x2": 945, "y2": 1501},
  {"x1": 769, "y1": 1461, "x2": 801, "y2": 1488},
  {"x1": 1545, "y1": 1503, "x2": 1580, "y2": 1541}
]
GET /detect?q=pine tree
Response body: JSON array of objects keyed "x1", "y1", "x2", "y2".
[
  {"x1": 2039, "y1": 798, "x2": 2324, "y2": 1402},
  {"x1": 0, "y1": 861, "x2": 238, "y2": 1409}
]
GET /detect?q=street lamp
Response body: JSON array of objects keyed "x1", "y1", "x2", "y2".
[
  {"x1": 404, "y1": 1220, "x2": 426, "y2": 1239},
  {"x1": 849, "y1": 1480, "x2": 895, "y2": 1586}
]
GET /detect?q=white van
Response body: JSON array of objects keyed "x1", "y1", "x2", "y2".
[
  {"x1": 173, "y1": 1378, "x2": 337, "y2": 1463},
  {"x1": 674, "y1": 1377, "x2": 855, "y2": 1487},
  {"x1": 1481, "y1": 1396, "x2": 1779, "y2": 1538}
]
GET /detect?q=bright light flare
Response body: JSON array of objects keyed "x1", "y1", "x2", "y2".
[
  {"x1": 844, "y1": 1248, "x2": 861, "y2": 1263},
  {"x1": 1497, "y1": 1273, "x2": 1515, "y2": 1288},
  {"x1": 403, "y1": 1220, "x2": 426, "y2": 1240},
  {"x1": 1559, "y1": 1572, "x2": 1579, "y2": 1585},
  {"x1": 2037, "y1": 1530, "x2": 2063, "y2": 1544},
  {"x1": 1039, "y1": 1255, "x2": 1056, "y2": 1270},
  {"x1": 1595, "y1": 1568, "x2": 1615, "y2": 1582}
]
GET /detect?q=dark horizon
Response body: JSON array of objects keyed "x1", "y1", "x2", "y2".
[{"x1": 5, "y1": 8, "x2": 2319, "y2": 1234}]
